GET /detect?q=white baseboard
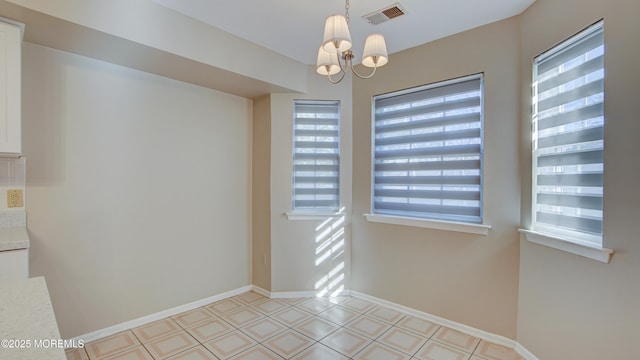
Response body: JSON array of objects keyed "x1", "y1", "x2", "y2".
[
  {"x1": 515, "y1": 342, "x2": 541, "y2": 360},
  {"x1": 350, "y1": 291, "x2": 538, "y2": 360},
  {"x1": 269, "y1": 289, "x2": 351, "y2": 299},
  {"x1": 67, "y1": 285, "x2": 252, "y2": 344},
  {"x1": 270, "y1": 290, "x2": 319, "y2": 298},
  {"x1": 67, "y1": 284, "x2": 538, "y2": 360},
  {"x1": 350, "y1": 291, "x2": 515, "y2": 348},
  {"x1": 251, "y1": 285, "x2": 271, "y2": 298}
]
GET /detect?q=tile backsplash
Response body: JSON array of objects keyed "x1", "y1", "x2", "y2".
[
  {"x1": 0, "y1": 210, "x2": 26, "y2": 227},
  {"x1": 0, "y1": 157, "x2": 25, "y2": 208},
  {"x1": 0, "y1": 157, "x2": 26, "y2": 227}
]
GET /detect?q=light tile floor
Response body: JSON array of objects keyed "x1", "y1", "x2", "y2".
[{"x1": 66, "y1": 292, "x2": 523, "y2": 360}]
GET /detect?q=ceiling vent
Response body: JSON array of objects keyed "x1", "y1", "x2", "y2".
[{"x1": 362, "y1": 3, "x2": 406, "y2": 26}]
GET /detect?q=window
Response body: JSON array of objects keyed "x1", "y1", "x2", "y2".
[
  {"x1": 292, "y1": 100, "x2": 340, "y2": 211},
  {"x1": 372, "y1": 74, "x2": 484, "y2": 224},
  {"x1": 531, "y1": 21, "x2": 604, "y2": 247}
]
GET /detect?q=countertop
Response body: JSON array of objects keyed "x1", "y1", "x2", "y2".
[
  {"x1": 0, "y1": 226, "x2": 29, "y2": 252},
  {"x1": 0, "y1": 276, "x2": 66, "y2": 360}
]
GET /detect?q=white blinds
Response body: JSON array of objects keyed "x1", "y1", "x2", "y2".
[
  {"x1": 532, "y1": 22, "x2": 604, "y2": 243},
  {"x1": 293, "y1": 101, "x2": 340, "y2": 210},
  {"x1": 372, "y1": 75, "x2": 483, "y2": 223}
]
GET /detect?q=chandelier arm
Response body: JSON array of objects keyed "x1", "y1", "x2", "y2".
[
  {"x1": 327, "y1": 71, "x2": 346, "y2": 84},
  {"x1": 350, "y1": 62, "x2": 378, "y2": 79},
  {"x1": 336, "y1": 51, "x2": 348, "y2": 73}
]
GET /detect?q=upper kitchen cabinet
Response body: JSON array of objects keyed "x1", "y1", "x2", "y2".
[{"x1": 0, "y1": 20, "x2": 21, "y2": 156}]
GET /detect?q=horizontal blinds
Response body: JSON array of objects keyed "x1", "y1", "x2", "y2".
[
  {"x1": 373, "y1": 75, "x2": 483, "y2": 223},
  {"x1": 533, "y1": 22, "x2": 604, "y2": 242},
  {"x1": 293, "y1": 101, "x2": 340, "y2": 210}
]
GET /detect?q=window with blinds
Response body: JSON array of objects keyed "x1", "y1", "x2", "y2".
[
  {"x1": 532, "y1": 21, "x2": 604, "y2": 245},
  {"x1": 372, "y1": 74, "x2": 484, "y2": 223},
  {"x1": 292, "y1": 100, "x2": 340, "y2": 211}
]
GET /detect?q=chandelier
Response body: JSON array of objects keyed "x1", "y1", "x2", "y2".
[{"x1": 316, "y1": 0, "x2": 389, "y2": 83}]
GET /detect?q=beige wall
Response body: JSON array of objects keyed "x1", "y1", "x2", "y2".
[
  {"x1": 268, "y1": 68, "x2": 353, "y2": 294},
  {"x1": 517, "y1": 0, "x2": 640, "y2": 358},
  {"x1": 23, "y1": 43, "x2": 252, "y2": 338},
  {"x1": 351, "y1": 18, "x2": 522, "y2": 338},
  {"x1": 252, "y1": 95, "x2": 271, "y2": 291}
]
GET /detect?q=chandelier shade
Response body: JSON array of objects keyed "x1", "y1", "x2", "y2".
[
  {"x1": 361, "y1": 33, "x2": 388, "y2": 68},
  {"x1": 316, "y1": 46, "x2": 341, "y2": 75},
  {"x1": 316, "y1": 0, "x2": 389, "y2": 83},
  {"x1": 322, "y1": 15, "x2": 352, "y2": 53}
]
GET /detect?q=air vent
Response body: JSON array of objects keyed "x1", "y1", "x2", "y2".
[{"x1": 363, "y1": 3, "x2": 406, "y2": 25}]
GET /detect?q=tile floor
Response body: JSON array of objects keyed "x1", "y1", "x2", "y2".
[{"x1": 65, "y1": 292, "x2": 523, "y2": 360}]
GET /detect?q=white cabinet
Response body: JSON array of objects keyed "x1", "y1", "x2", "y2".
[
  {"x1": 0, "y1": 248, "x2": 28, "y2": 280},
  {"x1": 0, "y1": 21, "x2": 21, "y2": 155},
  {"x1": 0, "y1": 227, "x2": 29, "y2": 280}
]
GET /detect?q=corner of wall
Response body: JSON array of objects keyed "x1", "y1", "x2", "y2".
[{"x1": 251, "y1": 95, "x2": 272, "y2": 291}]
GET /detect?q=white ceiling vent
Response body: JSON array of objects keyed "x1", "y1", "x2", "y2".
[{"x1": 362, "y1": 3, "x2": 406, "y2": 26}]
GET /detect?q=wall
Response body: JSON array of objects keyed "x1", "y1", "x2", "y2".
[
  {"x1": 351, "y1": 18, "x2": 521, "y2": 338},
  {"x1": 252, "y1": 95, "x2": 271, "y2": 291},
  {"x1": 1, "y1": 0, "x2": 307, "y2": 97},
  {"x1": 517, "y1": 0, "x2": 640, "y2": 358},
  {"x1": 22, "y1": 43, "x2": 252, "y2": 338},
  {"x1": 268, "y1": 68, "x2": 353, "y2": 294}
]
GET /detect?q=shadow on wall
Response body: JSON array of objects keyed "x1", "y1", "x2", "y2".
[{"x1": 314, "y1": 208, "x2": 346, "y2": 297}]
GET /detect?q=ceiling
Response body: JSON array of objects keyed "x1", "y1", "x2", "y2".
[{"x1": 152, "y1": 0, "x2": 536, "y2": 66}]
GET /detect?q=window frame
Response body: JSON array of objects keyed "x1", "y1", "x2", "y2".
[
  {"x1": 367, "y1": 74, "x2": 490, "y2": 234},
  {"x1": 521, "y1": 20, "x2": 613, "y2": 263},
  {"x1": 289, "y1": 99, "x2": 342, "y2": 216},
  {"x1": 530, "y1": 20, "x2": 605, "y2": 247}
]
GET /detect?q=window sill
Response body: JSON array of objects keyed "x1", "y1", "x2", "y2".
[
  {"x1": 285, "y1": 211, "x2": 345, "y2": 221},
  {"x1": 364, "y1": 214, "x2": 491, "y2": 235},
  {"x1": 518, "y1": 229, "x2": 614, "y2": 264}
]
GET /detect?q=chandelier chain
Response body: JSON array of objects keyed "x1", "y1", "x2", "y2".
[{"x1": 345, "y1": 0, "x2": 350, "y2": 24}]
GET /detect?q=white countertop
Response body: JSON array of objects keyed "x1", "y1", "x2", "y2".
[
  {"x1": 0, "y1": 277, "x2": 66, "y2": 360},
  {"x1": 0, "y1": 227, "x2": 29, "y2": 252}
]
